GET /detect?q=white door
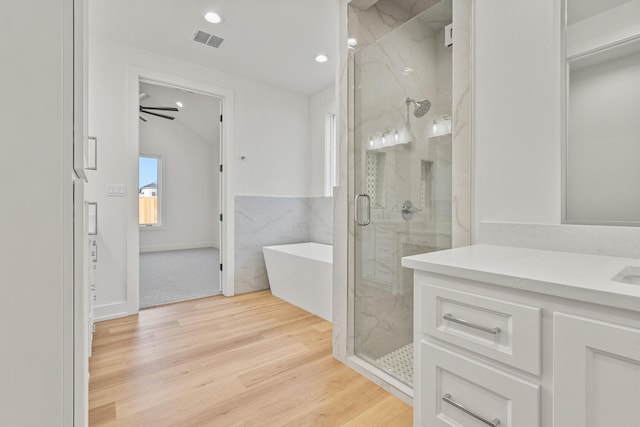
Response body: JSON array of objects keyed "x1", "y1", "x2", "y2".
[{"x1": 554, "y1": 313, "x2": 640, "y2": 427}]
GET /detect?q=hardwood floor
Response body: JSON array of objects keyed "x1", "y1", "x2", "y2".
[{"x1": 89, "y1": 291, "x2": 412, "y2": 426}]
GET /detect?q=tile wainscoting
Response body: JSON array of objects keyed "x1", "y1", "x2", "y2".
[{"x1": 234, "y1": 196, "x2": 333, "y2": 294}]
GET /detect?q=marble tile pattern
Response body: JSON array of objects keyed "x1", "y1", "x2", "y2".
[
  {"x1": 451, "y1": 0, "x2": 472, "y2": 248},
  {"x1": 480, "y1": 222, "x2": 640, "y2": 259},
  {"x1": 333, "y1": 0, "x2": 471, "y2": 368},
  {"x1": 350, "y1": 0, "x2": 455, "y2": 360},
  {"x1": 332, "y1": 0, "x2": 352, "y2": 362},
  {"x1": 234, "y1": 196, "x2": 333, "y2": 294},
  {"x1": 309, "y1": 197, "x2": 334, "y2": 245},
  {"x1": 349, "y1": 0, "x2": 442, "y2": 52},
  {"x1": 355, "y1": 282, "x2": 414, "y2": 359}
]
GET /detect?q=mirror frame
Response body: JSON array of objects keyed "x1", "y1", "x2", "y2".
[{"x1": 561, "y1": 0, "x2": 640, "y2": 227}]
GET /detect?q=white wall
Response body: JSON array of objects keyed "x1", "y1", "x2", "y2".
[
  {"x1": 473, "y1": 0, "x2": 640, "y2": 257},
  {"x1": 88, "y1": 35, "x2": 313, "y2": 316},
  {"x1": 139, "y1": 105, "x2": 220, "y2": 251},
  {"x1": 472, "y1": 0, "x2": 563, "y2": 239},
  {"x1": 0, "y1": 1, "x2": 72, "y2": 425},
  {"x1": 309, "y1": 84, "x2": 337, "y2": 196}
]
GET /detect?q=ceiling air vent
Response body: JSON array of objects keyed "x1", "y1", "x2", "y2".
[{"x1": 192, "y1": 29, "x2": 225, "y2": 48}]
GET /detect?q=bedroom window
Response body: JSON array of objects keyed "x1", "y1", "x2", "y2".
[{"x1": 139, "y1": 155, "x2": 162, "y2": 227}]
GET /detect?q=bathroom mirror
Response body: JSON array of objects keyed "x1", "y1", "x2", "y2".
[{"x1": 564, "y1": 0, "x2": 640, "y2": 225}]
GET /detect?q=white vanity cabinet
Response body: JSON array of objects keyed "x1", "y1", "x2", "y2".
[
  {"x1": 404, "y1": 244, "x2": 640, "y2": 427},
  {"x1": 420, "y1": 339, "x2": 540, "y2": 427},
  {"x1": 414, "y1": 276, "x2": 542, "y2": 427},
  {"x1": 554, "y1": 313, "x2": 640, "y2": 426}
]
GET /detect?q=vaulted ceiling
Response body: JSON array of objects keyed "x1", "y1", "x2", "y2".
[{"x1": 139, "y1": 82, "x2": 221, "y2": 146}]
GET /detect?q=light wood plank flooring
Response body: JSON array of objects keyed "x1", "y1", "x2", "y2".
[{"x1": 89, "y1": 291, "x2": 412, "y2": 426}]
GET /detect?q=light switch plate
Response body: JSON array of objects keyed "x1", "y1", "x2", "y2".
[{"x1": 107, "y1": 184, "x2": 127, "y2": 197}]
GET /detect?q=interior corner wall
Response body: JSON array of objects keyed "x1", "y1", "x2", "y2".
[
  {"x1": 88, "y1": 35, "x2": 313, "y2": 314},
  {"x1": 139, "y1": 113, "x2": 219, "y2": 252},
  {"x1": 472, "y1": 0, "x2": 563, "y2": 240},
  {"x1": 309, "y1": 84, "x2": 337, "y2": 196}
]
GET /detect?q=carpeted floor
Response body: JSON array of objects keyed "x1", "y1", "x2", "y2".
[{"x1": 139, "y1": 247, "x2": 221, "y2": 309}]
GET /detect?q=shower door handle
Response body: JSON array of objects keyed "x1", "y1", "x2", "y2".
[{"x1": 354, "y1": 194, "x2": 371, "y2": 226}]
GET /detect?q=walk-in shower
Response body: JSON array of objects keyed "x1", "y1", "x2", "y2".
[{"x1": 344, "y1": 0, "x2": 471, "y2": 398}]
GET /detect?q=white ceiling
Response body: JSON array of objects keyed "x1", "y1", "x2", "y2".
[
  {"x1": 140, "y1": 81, "x2": 221, "y2": 146},
  {"x1": 90, "y1": 0, "x2": 338, "y2": 95}
]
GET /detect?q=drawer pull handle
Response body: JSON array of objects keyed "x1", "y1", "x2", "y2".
[
  {"x1": 442, "y1": 393, "x2": 501, "y2": 426},
  {"x1": 442, "y1": 313, "x2": 501, "y2": 335}
]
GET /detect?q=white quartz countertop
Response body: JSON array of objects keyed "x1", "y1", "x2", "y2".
[{"x1": 402, "y1": 244, "x2": 640, "y2": 313}]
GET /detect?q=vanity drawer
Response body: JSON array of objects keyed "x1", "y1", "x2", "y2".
[
  {"x1": 421, "y1": 284, "x2": 541, "y2": 375},
  {"x1": 419, "y1": 342, "x2": 540, "y2": 427}
]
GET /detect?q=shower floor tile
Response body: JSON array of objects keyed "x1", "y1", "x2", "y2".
[{"x1": 375, "y1": 343, "x2": 414, "y2": 386}]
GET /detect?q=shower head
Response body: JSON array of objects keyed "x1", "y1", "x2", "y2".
[{"x1": 406, "y1": 98, "x2": 431, "y2": 118}]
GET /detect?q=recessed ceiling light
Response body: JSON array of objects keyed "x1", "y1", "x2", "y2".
[
  {"x1": 348, "y1": 38, "x2": 358, "y2": 47},
  {"x1": 315, "y1": 53, "x2": 329, "y2": 63},
  {"x1": 205, "y1": 12, "x2": 222, "y2": 24},
  {"x1": 176, "y1": 101, "x2": 183, "y2": 108}
]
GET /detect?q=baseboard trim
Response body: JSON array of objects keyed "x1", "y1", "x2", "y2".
[
  {"x1": 94, "y1": 302, "x2": 130, "y2": 322},
  {"x1": 139, "y1": 242, "x2": 218, "y2": 253}
]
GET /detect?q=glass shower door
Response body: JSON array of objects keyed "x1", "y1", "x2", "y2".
[{"x1": 352, "y1": 0, "x2": 453, "y2": 387}]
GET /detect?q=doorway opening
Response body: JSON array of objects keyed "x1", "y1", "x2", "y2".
[{"x1": 137, "y1": 80, "x2": 223, "y2": 308}]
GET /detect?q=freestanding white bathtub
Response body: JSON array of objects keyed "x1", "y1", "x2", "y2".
[{"x1": 263, "y1": 242, "x2": 333, "y2": 322}]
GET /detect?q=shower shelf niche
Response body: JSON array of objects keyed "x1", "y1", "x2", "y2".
[
  {"x1": 366, "y1": 127, "x2": 413, "y2": 150},
  {"x1": 427, "y1": 114, "x2": 452, "y2": 138}
]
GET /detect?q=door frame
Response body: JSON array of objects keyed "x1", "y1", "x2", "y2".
[{"x1": 126, "y1": 67, "x2": 236, "y2": 315}]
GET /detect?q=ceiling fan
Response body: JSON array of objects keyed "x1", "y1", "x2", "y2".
[{"x1": 139, "y1": 93, "x2": 178, "y2": 122}]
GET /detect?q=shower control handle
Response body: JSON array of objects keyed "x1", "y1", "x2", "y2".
[
  {"x1": 354, "y1": 194, "x2": 371, "y2": 226},
  {"x1": 401, "y1": 200, "x2": 421, "y2": 221},
  {"x1": 401, "y1": 200, "x2": 421, "y2": 214}
]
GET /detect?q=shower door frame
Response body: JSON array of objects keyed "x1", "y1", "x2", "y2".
[
  {"x1": 337, "y1": 0, "x2": 473, "y2": 406},
  {"x1": 345, "y1": 50, "x2": 415, "y2": 403}
]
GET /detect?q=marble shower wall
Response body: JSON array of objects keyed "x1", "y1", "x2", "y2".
[
  {"x1": 451, "y1": 0, "x2": 472, "y2": 247},
  {"x1": 333, "y1": 1, "x2": 472, "y2": 388},
  {"x1": 354, "y1": 0, "x2": 453, "y2": 226},
  {"x1": 349, "y1": 0, "x2": 442, "y2": 51},
  {"x1": 309, "y1": 197, "x2": 334, "y2": 245},
  {"x1": 352, "y1": 0, "x2": 453, "y2": 360},
  {"x1": 332, "y1": 0, "x2": 351, "y2": 363},
  {"x1": 234, "y1": 196, "x2": 333, "y2": 294}
]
